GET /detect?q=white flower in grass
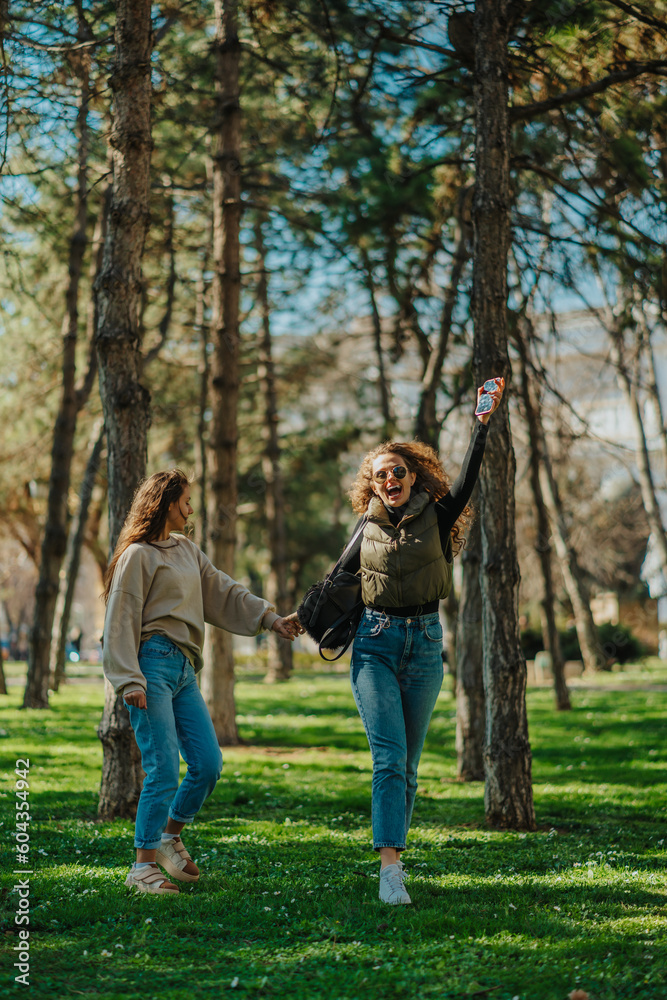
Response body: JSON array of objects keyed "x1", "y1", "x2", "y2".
[
  {"x1": 144, "y1": 918, "x2": 153, "y2": 924},
  {"x1": 231, "y1": 978, "x2": 239, "y2": 988},
  {"x1": 115, "y1": 943, "x2": 124, "y2": 949},
  {"x1": 101, "y1": 949, "x2": 112, "y2": 957},
  {"x1": 264, "y1": 907, "x2": 271, "y2": 912}
]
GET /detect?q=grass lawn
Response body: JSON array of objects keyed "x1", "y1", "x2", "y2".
[{"x1": 1, "y1": 661, "x2": 666, "y2": 999}]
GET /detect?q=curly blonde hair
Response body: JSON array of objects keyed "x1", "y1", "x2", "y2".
[{"x1": 347, "y1": 441, "x2": 473, "y2": 554}]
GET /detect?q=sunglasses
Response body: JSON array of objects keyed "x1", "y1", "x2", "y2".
[{"x1": 372, "y1": 465, "x2": 408, "y2": 483}]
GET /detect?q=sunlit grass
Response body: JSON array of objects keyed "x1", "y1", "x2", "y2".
[{"x1": 1, "y1": 667, "x2": 666, "y2": 999}]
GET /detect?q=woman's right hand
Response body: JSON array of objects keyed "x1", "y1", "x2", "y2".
[{"x1": 124, "y1": 689, "x2": 147, "y2": 710}]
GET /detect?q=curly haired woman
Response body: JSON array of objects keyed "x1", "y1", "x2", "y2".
[
  {"x1": 341, "y1": 378, "x2": 504, "y2": 905},
  {"x1": 102, "y1": 470, "x2": 300, "y2": 895}
]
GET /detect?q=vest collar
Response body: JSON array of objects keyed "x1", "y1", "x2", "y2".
[{"x1": 367, "y1": 490, "x2": 431, "y2": 527}]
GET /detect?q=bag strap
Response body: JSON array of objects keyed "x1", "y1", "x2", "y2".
[
  {"x1": 318, "y1": 601, "x2": 364, "y2": 661},
  {"x1": 330, "y1": 515, "x2": 368, "y2": 577},
  {"x1": 312, "y1": 516, "x2": 368, "y2": 620}
]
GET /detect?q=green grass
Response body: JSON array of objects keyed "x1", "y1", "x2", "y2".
[{"x1": 1, "y1": 665, "x2": 666, "y2": 999}]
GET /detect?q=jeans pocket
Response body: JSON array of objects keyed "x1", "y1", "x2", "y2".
[
  {"x1": 424, "y1": 622, "x2": 443, "y2": 643},
  {"x1": 356, "y1": 617, "x2": 387, "y2": 639},
  {"x1": 139, "y1": 635, "x2": 175, "y2": 658}
]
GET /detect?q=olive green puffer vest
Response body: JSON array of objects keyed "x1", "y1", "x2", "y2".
[{"x1": 360, "y1": 491, "x2": 453, "y2": 607}]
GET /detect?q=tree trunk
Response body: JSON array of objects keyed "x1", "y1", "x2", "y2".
[
  {"x1": 85, "y1": 477, "x2": 109, "y2": 580},
  {"x1": 442, "y1": 583, "x2": 458, "y2": 679},
  {"x1": 456, "y1": 504, "x2": 485, "y2": 781},
  {"x1": 195, "y1": 266, "x2": 210, "y2": 555},
  {"x1": 643, "y1": 314, "x2": 667, "y2": 478},
  {"x1": 51, "y1": 423, "x2": 105, "y2": 691},
  {"x1": 360, "y1": 248, "x2": 395, "y2": 439},
  {"x1": 202, "y1": 0, "x2": 242, "y2": 744},
  {"x1": 97, "y1": 678, "x2": 144, "y2": 821},
  {"x1": 94, "y1": 0, "x2": 153, "y2": 818},
  {"x1": 51, "y1": 180, "x2": 110, "y2": 692},
  {"x1": 415, "y1": 214, "x2": 469, "y2": 448},
  {"x1": 23, "y1": 34, "x2": 92, "y2": 710},
  {"x1": 255, "y1": 220, "x2": 293, "y2": 683},
  {"x1": 513, "y1": 321, "x2": 570, "y2": 709},
  {"x1": 537, "y1": 439, "x2": 607, "y2": 672},
  {"x1": 472, "y1": 0, "x2": 535, "y2": 829},
  {"x1": 611, "y1": 326, "x2": 667, "y2": 573}
]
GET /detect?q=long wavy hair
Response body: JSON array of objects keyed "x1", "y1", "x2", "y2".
[
  {"x1": 103, "y1": 469, "x2": 190, "y2": 602},
  {"x1": 347, "y1": 440, "x2": 473, "y2": 554}
]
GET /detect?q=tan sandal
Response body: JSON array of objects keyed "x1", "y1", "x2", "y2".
[
  {"x1": 124, "y1": 863, "x2": 179, "y2": 895},
  {"x1": 155, "y1": 837, "x2": 200, "y2": 883}
]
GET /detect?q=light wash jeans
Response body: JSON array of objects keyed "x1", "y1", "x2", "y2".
[
  {"x1": 125, "y1": 633, "x2": 222, "y2": 850},
  {"x1": 350, "y1": 608, "x2": 444, "y2": 850}
]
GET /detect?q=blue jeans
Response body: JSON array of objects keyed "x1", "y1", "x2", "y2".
[
  {"x1": 125, "y1": 634, "x2": 222, "y2": 850},
  {"x1": 350, "y1": 609, "x2": 444, "y2": 850}
]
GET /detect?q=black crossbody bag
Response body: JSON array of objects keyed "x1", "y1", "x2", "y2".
[{"x1": 296, "y1": 518, "x2": 368, "y2": 661}]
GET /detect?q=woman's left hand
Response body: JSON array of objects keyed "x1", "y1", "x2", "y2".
[
  {"x1": 272, "y1": 614, "x2": 304, "y2": 641},
  {"x1": 476, "y1": 376, "x2": 505, "y2": 424}
]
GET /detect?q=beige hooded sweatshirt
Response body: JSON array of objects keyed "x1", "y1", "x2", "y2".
[{"x1": 102, "y1": 533, "x2": 279, "y2": 697}]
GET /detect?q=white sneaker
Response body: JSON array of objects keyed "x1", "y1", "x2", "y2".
[
  {"x1": 379, "y1": 862, "x2": 411, "y2": 905},
  {"x1": 124, "y1": 863, "x2": 179, "y2": 895},
  {"x1": 155, "y1": 836, "x2": 200, "y2": 883}
]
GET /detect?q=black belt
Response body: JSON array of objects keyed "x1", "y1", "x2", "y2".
[{"x1": 369, "y1": 600, "x2": 439, "y2": 618}]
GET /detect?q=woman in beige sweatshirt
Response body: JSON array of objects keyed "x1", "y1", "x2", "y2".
[{"x1": 102, "y1": 469, "x2": 299, "y2": 894}]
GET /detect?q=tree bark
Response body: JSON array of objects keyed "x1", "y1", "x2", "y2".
[
  {"x1": 360, "y1": 248, "x2": 395, "y2": 439},
  {"x1": 642, "y1": 312, "x2": 667, "y2": 478},
  {"x1": 97, "y1": 678, "x2": 144, "y2": 821},
  {"x1": 414, "y1": 213, "x2": 469, "y2": 448},
  {"x1": 202, "y1": 0, "x2": 242, "y2": 744},
  {"x1": 195, "y1": 266, "x2": 210, "y2": 554},
  {"x1": 611, "y1": 325, "x2": 667, "y2": 573},
  {"x1": 94, "y1": 0, "x2": 153, "y2": 817},
  {"x1": 537, "y1": 437, "x2": 607, "y2": 672},
  {"x1": 23, "y1": 30, "x2": 92, "y2": 710},
  {"x1": 256, "y1": 219, "x2": 293, "y2": 683},
  {"x1": 51, "y1": 423, "x2": 105, "y2": 691},
  {"x1": 472, "y1": 0, "x2": 535, "y2": 829},
  {"x1": 442, "y1": 583, "x2": 458, "y2": 679},
  {"x1": 513, "y1": 321, "x2": 570, "y2": 709},
  {"x1": 51, "y1": 180, "x2": 110, "y2": 691},
  {"x1": 456, "y1": 502, "x2": 485, "y2": 781}
]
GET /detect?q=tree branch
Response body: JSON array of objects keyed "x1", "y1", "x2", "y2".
[
  {"x1": 510, "y1": 61, "x2": 667, "y2": 122},
  {"x1": 603, "y1": 0, "x2": 667, "y2": 33}
]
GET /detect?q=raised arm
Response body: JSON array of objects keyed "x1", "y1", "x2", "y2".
[{"x1": 436, "y1": 376, "x2": 505, "y2": 532}]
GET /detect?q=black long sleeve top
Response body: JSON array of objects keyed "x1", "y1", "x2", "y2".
[{"x1": 340, "y1": 420, "x2": 489, "y2": 615}]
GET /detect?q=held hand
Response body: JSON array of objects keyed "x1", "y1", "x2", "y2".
[
  {"x1": 123, "y1": 689, "x2": 147, "y2": 710},
  {"x1": 476, "y1": 376, "x2": 505, "y2": 425},
  {"x1": 272, "y1": 613, "x2": 304, "y2": 641}
]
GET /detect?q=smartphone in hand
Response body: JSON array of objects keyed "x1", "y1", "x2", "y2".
[{"x1": 475, "y1": 377, "x2": 502, "y2": 416}]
